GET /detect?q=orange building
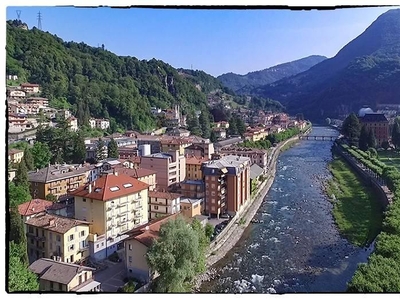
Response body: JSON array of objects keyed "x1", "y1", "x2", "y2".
[{"x1": 359, "y1": 113, "x2": 390, "y2": 147}]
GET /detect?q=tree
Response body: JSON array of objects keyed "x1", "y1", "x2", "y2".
[
  {"x1": 342, "y1": 113, "x2": 361, "y2": 146},
  {"x1": 8, "y1": 241, "x2": 39, "y2": 292},
  {"x1": 198, "y1": 110, "x2": 211, "y2": 139},
  {"x1": 359, "y1": 125, "x2": 369, "y2": 151},
  {"x1": 228, "y1": 117, "x2": 238, "y2": 136},
  {"x1": 96, "y1": 138, "x2": 107, "y2": 162},
  {"x1": 9, "y1": 208, "x2": 27, "y2": 245},
  {"x1": 235, "y1": 116, "x2": 246, "y2": 137},
  {"x1": 187, "y1": 112, "x2": 202, "y2": 137},
  {"x1": 30, "y1": 142, "x2": 52, "y2": 169},
  {"x1": 392, "y1": 118, "x2": 400, "y2": 150},
  {"x1": 210, "y1": 130, "x2": 218, "y2": 143},
  {"x1": 45, "y1": 193, "x2": 58, "y2": 202},
  {"x1": 72, "y1": 133, "x2": 87, "y2": 164},
  {"x1": 14, "y1": 159, "x2": 29, "y2": 190},
  {"x1": 9, "y1": 181, "x2": 31, "y2": 208},
  {"x1": 146, "y1": 217, "x2": 203, "y2": 292},
  {"x1": 22, "y1": 149, "x2": 34, "y2": 171},
  {"x1": 367, "y1": 147, "x2": 378, "y2": 158},
  {"x1": 107, "y1": 138, "x2": 119, "y2": 158},
  {"x1": 368, "y1": 129, "x2": 377, "y2": 149},
  {"x1": 204, "y1": 223, "x2": 214, "y2": 241}
]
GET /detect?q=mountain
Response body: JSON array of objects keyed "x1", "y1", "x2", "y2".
[
  {"x1": 250, "y1": 9, "x2": 400, "y2": 121},
  {"x1": 6, "y1": 21, "x2": 210, "y2": 132},
  {"x1": 217, "y1": 55, "x2": 327, "y2": 93}
]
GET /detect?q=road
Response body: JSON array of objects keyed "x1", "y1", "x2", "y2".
[{"x1": 95, "y1": 261, "x2": 126, "y2": 292}]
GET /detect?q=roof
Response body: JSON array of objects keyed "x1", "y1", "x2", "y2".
[
  {"x1": 125, "y1": 214, "x2": 180, "y2": 247},
  {"x1": 149, "y1": 190, "x2": 182, "y2": 200},
  {"x1": 8, "y1": 148, "x2": 24, "y2": 155},
  {"x1": 21, "y1": 83, "x2": 40, "y2": 87},
  {"x1": 180, "y1": 198, "x2": 203, "y2": 205},
  {"x1": 29, "y1": 258, "x2": 95, "y2": 285},
  {"x1": 18, "y1": 199, "x2": 61, "y2": 216},
  {"x1": 180, "y1": 179, "x2": 204, "y2": 185},
  {"x1": 143, "y1": 152, "x2": 173, "y2": 159},
  {"x1": 219, "y1": 146, "x2": 267, "y2": 155},
  {"x1": 214, "y1": 137, "x2": 243, "y2": 148},
  {"x1": 250, "y1": 164, "x2": 264, "y2": 180},
  {"x1": 70, "y1": 173, "x2": 149, "y2": 202},
  {"x1": 360, "y1": 113, "x2": 388, "y2": 123},
  {"x1": 28, "y1": 164, "x2": 91, "y2": 183},
  {"x1": 25, "y1": 213, "x2": 90, "y2": 234},
  {"x1": 202, "y1": 155, "x2": 251, "y2": 176},
  {"x1": 112, "y1": 166, "x2": 156, "y2": 178},
  {"x1": 186, "y1": 156, "x2": 209, "y2": 165}
]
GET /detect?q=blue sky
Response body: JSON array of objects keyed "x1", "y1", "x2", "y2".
[{"x1": 6, "y1": 6, "x2": 398, "y2": 76}]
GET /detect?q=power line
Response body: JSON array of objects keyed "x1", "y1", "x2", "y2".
[{"x1": 37, "y1": 11, "x2": 42, "y2": 30}]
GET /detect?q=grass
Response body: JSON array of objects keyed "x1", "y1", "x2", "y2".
[
  {"x1": 378, "y1": 150, "x2": 400, "y2": 171},
  {"x1": 326, "y1": 157, "x2": 383, "y2": 247}
]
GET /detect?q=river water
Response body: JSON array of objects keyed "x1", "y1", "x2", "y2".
[{"x1": 200, "y1": 126, "x2": 375, "y2": 293}]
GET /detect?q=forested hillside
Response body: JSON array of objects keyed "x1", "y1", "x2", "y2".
[{"x1": 6, "y1": 21, "x2": 210, "y2": 132}]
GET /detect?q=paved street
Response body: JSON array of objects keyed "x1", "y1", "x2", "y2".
[{"x1": 94, "y1": 261, "x2": 126, "y2": 292}]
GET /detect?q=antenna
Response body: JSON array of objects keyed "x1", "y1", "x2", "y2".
[
  {"x1": 16, "y1": 10, "x2": 21, "y2": 20},
  {"x1": 37, "y1": 11, "x2": 42, "y2": 30}
]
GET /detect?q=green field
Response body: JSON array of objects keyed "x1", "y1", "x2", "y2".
[
  {"x1": 326, "y1": 157, "x2": 383, "y2": 247},
  {"x1": 378, "y1": 150, "x2": 400, "y2": 171}
]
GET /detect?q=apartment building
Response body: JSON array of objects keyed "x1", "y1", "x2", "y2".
[
  {"x1": 185, "y1": 155, "x2": 209, "y2": 180},
  {"x1": 8, "y1": 148, "x2": 24, "y2": 164},
  {"x1": 184, "y1": 136, "x2": 215, "y2": 159},
  {"x1": 71, "y1": 173, "x2": 149, "y2": 261},
  {"x1": 140, "y1": 150, "x2": 186, "y2": 190},
  {"x1": 110, "y1": 166, "x2": 157, "y2": 191},
  {"x1": 359, "y1": 113, "x2": 390, "y2": 147},
  {"x1": 25, "y1": 213, "x2": 90, "y2": 264},
  {"x1": 29, "y1": 258, "x2": 101, "y2": 292},
  {"x1": 178, "y1": 180, "x2": 205, "y2": 199},
  {"x1": 180, "y1": 198, "x2": 204, "y2": 218},
  {"x1": 148, "y1": 191, "x2": 181, "y2": 220},
  {"x1": 218, "y1": 146, "x2": 268, "y2": 168},
  {"x1": 202, "y1": 155, "x2": 251, "y2": 218},
  {"x1": 28, "y1": 164, "x2": 90, "y2": 200},
  {"x1": 20, "y1": 83, "x2": 40, "y2": 94}
]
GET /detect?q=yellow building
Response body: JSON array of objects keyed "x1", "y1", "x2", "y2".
[
  {"x1": 8, "y1": 148, "x2": 24, "y2": 164},
  {"x1": 185, "y1": 156, "x2": 209, "y2": 180},
  {"x1": 71, "y1": 172, "x2": 150, "y2": 261},
  {"x1": 28, "y1": 164, "x2": 90, "y2": 200},
  {"x1": 180, "y1": 198, "x2": 204, "y2": 218},
  {"x1": 148, "y1": 191, "x2": 181, "y2": 220},
  {"x1": 25, "y1": 213, "x2": 90, "y2": 264},
  {"x1": 29, "y1": 258, "x2": 101, "y2": 292}
]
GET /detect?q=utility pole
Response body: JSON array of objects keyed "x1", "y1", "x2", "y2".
[
  {"x1": 16, "y1": 10, "x2": 21, "y2": 20},
  {"x1": 37, "y1": 11, "x2": 42, "y2": 30}
]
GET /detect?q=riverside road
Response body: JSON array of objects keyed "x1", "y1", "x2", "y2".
[{"x1": 200, "y1": 126, "x2": 375, "y2": 293}]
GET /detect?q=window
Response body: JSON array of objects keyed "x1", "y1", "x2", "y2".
[
  {"x1": 154, "y1": 205, "x2": 159, "y2": 210},
  {"x1": 69, "y1": 234, "x2": 74, "y2": 241},
  {"x1": 129, "y1": 256, "x2": 132, "y2": 263},
  {"x1": 101, "y1": 242, "x2": 104, "y2": 246},
  {"x1": 49, "y1": 232, "x2": 53, "y2": 240},
  {"x1": 30, "y1": 239, "x2": 34, "y2": 245},
  {"x1": 28, "y1": 226, "x2": 33, "y2": 234},
  {"x1": 58, "y1": 283, "x2": 62, "y2": 291},
  {"x1": 211, "y1": 184, "x2": 215, "y2": 189},
  {"x1": 129, "y1": 244, "x2": 132, "y2": 251},
  {"x1": 80, "y1": 230, "x2": 85, "y2": 237},
  {"x1": 96, "y1": 244, "x2": 99, "y2": 249},
  {"x1": 69, "y1": 245, "x2": 75, "y2": 251},
  {"x1": 83, "y1": 198, "x2": 86, "y2": 202},
  {"x1": 50, "y1": 282, "x2": 54, "y2": 291},
  {"x1": 211, "y1": 191, "x2": 215, "y2": 196}
]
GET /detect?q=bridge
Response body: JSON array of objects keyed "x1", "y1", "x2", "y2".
[{"x1": 298, "y1": 135, "x2": 337, "y2": 141}]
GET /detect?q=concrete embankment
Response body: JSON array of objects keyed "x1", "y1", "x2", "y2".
[{"x1": 194, "y1": 134, "x2": 302, "y2": 289}]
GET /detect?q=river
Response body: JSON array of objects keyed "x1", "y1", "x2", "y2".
[{"x1": 200, "y1": 126, "x2": 375, "y2": 293}]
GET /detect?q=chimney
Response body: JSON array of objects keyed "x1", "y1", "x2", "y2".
[
  {"x1": 145, "y1": 226, "x2": 149, "y2": 231},
  {"x1": 89, "y1": 183, "x2": 92, "y2": 193},
  {"x1": 49, "y1": 219, "x2": 55, "y2": 226}
]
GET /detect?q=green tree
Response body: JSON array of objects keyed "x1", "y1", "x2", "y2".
[
  {"x1": 198, "y1": 110, "x2": 211, "y2": 139},
  {"x1": 9, "y1": 209, "x2": 27, "y2": 245},
  {"x1": 210, "y1": 130, "x2": 218, "y2": 143},
  {"x1": 9, "y1": 181, "x2": 31, "y2": 208},
  {"x1": 187, "y1": 112, "x2": 202, "y2": 137},
  {"x1": 342, "y1": 113, "x2": 361, "y2": 146},
  {"x1": 8, "y1": 241, "x2": 39, "y2": 292},
  {"x1": 22, "y1": 149, "x2": 34, "y2": 171},
  {"x1": 30, "y1": 142, "x2": 52, "y2": 169},
  {"x1": 368, "y1": 129, "x2": 377, "y2": 149},
  {"x1": 96, "y1": 138, "x2": 106, "y2": 162},
  {"x1": 45, "y1": 193, "x2": 58, "y2": 202},
  {"x1": 204, "y1": 223, "x2": 214, "y2": 241},
  {"x1": 72, "y1": 133, "x2": 87, "y2": 164},
  {"x1": 146, "y1": 217, "x2": 203, "y2": 293},
  {"x1": 107, "y1": 138, "x2": 119, "y2": 158},
  {"x1": 235, "y1": 116, "x2": 246, "y2": 137},
  {"x1": 359, "y1": 125, "x2": 369, "y2": 151},
  {"x1": 392, "y1": 118, "x2": 400, "y2": 150},
  {"x1": 14, "y1": 159, "x2": 29, "y2": 190},
  {"x1": 228, "y1": 117, "x2": 238, "y2": 136}
]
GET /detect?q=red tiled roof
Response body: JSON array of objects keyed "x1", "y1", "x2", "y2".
[
  {"x1": 25, "y1": 213, "x2": 90, "y2": 234},
  {"x1": 18, "y1": 199, "x2": 53, "y2": 216},
  {"x1": 21, "y1": 83, "x2": 40, "y2": 87},
  {"x1": 8, "y1": 148, "x2": 24, "y2": 155},
  {"x1": 185, "y1": 156, "x2": 209, "y2": 165},
  {"x1": 70, "y1": 173, "x2": 149, "y2": 201},
  {"x1": 113, "y1": 166, "x2": 156, "y2": 178},
  {"x1": 149, "y1": 190, "x2": 182, "y2": 200}
]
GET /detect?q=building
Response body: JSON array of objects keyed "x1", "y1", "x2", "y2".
[
  {"x1": 140, "y1": 150, "x2": 186, "y2": 190},
  {"x1": 67, "y1": 117, "x2": 79, "y2": 132},
  {"x1": 26, "y1": 97, "x2": 49, "y2": 107},
  {"x1": 118, "y1": 145, "x2": 139, "y2": 159},
  {"x1": 202, "y1": 155, "x2": 251, "y2": 218},
  {"x1": 136, "y1": 135, "x2": 162, "y2": 154},
  {"x1": 8, "y1": 90, "x2": 26, "y2": 98},
  {"x1": 165, "y1": 127, "x2": 191, "y2": 137},
  {"x1": 8, "y1": 148, "x2": 24, "y2": 164},
  {"x1": 178, "y1": 180, "x2": 205, "y2": 199},
  {"x1": 148, "y1": 191, "x2": 181, "y2": 220},
  {"x1": 218, "y1": 147, "x2": 268, "y2": 168},
  {"x1": 28, "y1": 164, "x2": 90, "y2": 200},
  {"x1": 124, "y1": 214, "x2": 179, "y2": 283},
  {"x1": 57, "y1": 109, "x2": 72, "y2": 120},
  {"x1": 359, "y1": 112, "x2": 390, "y2": 147},
  {"x1": 110, "y1": 166, "x2": 157, "y2": 191},
  {"x1": 180, "y1": 198, "x2": 204, "y2": 218},
  {"x1": 212, "y1": 127, "x2": 227, "y2": 139},
  {"x1": 18, "y1": 199, "x2": 68, "y2": 231},
  {"x1": 185, "y1": 155, "x2": 209, "y2": 180},
  {"x1": 96, "y1": 119, "x2": 110, "y2": 130},
  {"x1": 20, "y1": 83, "x2": 40, "y2": 94},
  {"x1": 214, "y1": 137, "x2": 243, "y2": 152},
  {"x1": 184, "y1": 136, "x2": 215, "y2": 159},
  {"x1": 25, "y1": 213, "x2": 90, "y2": 264},
  {"x1": 71, "y1": 173, "x2": 150, "y2": 261},
  {"x1": 29, "y1": 258, "x2": 101, "y2": 292}
]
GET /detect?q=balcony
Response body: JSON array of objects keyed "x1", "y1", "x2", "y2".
[
  {"x1": 133, "y1": 213, "x2": 142, "y2": 220},
  {"x1": 117, "y1": 219, "x2": 127, "y2": 226},
  {"x1": 79, "y1": 244, "x2": 89, "y2": 252},
  {"x1": 131, "y1": 196, "x2": 142, "y2": 204},
  {"x1": 118, "y1": 199, "x2": 128, "y2": 206},
  {"x1": 118, "y1": 210, "x2": 128, "y2": 217},
  {"x1": 131, "y1": 205, "x2": 142, "y2": 212}
]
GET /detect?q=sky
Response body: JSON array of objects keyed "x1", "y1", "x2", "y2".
[{"x1": 5, "y1": 5, "x2": 399, "y2": 76}]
